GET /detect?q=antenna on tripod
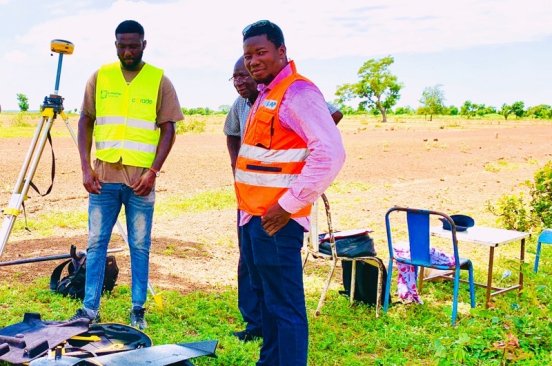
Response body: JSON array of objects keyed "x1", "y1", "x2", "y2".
[
  {"x1": 0, "y1": 39, "x2": 74, "y2": 254},
  {"x1": 50, "y1": 39, "x2": 74, "y2": 95}
]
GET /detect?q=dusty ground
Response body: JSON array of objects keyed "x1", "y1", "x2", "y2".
[{"x1": 1, "y1": 117, "x2": 551, "y2": 295}]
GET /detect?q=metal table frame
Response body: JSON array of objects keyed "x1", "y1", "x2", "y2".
[{"x1": 426, "y1": 226, "x2": 529, "y2": 308}]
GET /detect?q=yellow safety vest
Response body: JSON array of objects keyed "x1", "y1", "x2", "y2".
[{"x1": 94, "y1": 62, "x2": 163, "y2": 168}]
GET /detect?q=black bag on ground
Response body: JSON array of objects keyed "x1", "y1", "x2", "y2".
[
  {"x1": 318, "y1": 229, "x2": 377, "y2": 258},
  {"x1": 341, "y1": 260, "x2": 389, "y2": 305},
  {"x1": 50, "y1": 255, "x2": 119, "y2": 299}
]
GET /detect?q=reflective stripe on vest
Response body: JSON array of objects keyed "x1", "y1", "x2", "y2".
[
  {"x1": 94, "y1": 62, "x2": 163, "y2": 168},
  {"x1": 235, "y1": 61, "x2": 312, "y2": 218},
  {"x1": 238, "y1": 144, "x2": 309, "y2": 163},
  {"x1": 96, "y1": 116, "x2": 158, "y2": 131}
]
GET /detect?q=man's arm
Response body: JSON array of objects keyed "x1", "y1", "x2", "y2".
[
  {"x1": 131, "y1": 121, "x2": 176, "y2": 196},
  {"x1": 223, "y1": 97, "x2": 244, "y2": 173},
  {"x1": 226, "y1": 135, "x2": 241, "y2": 174},
  {"x1": 331, "y1": 110, "x2": 344, "y2": 125},
  {"x1": 78, "y1": 112, "x2": 101, "y2": 194},
  {"x1": 262, "y1": 84, "x2": 346, "y2": 236},
  {"x1": 326, "y1": 102, "x2": 343, "y2": 125}
]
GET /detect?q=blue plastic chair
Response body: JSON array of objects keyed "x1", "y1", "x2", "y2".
[
  {"x1": 383, "y1": 207, "x2": 476, "y2": 326},
  {"x1": 534, "y1": 229, "x2": 552, "y2": 273}
]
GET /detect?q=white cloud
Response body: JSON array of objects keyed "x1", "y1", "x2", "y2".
[
  {"x1": 3, "y1": 50, "x2": 29, "y2": 63},
  {"x1": 0, "y1": 0, "x2": 551, "y2": 110},
  {"x1": 15, "y1": 0, "x2": 552, "y2": 67}
]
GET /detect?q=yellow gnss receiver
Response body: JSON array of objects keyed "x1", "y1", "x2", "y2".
[{"x1": 50, "y1": 39, "x2": 74, "y2": 55}]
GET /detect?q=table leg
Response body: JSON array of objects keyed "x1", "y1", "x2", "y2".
[
  {"x1": 519, "y1": 238, "x2": 525, "y2": 294},
  {"x1": 486, "y1": 247, "x2": 495, "y2": 308},
  {"x1": 350, "y1": 260, "x2": 357, "y2": 306},
  {"x1": 418, "y1": 266, "x2": 425, "y2": 293}
]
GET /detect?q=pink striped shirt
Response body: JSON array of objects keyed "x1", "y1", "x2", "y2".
[{"x1": 239, "y1": 62, "x2": 346, "y2": 231}]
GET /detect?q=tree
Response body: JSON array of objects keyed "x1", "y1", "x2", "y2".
[
  {"x1": 460, "y1": 100, "x2": 477, "y2": 118},
  {"x1": 511, "y1": 101, "x2": 525, "y2": 118},
  {"x1": 16, "y1": 93, "x2": 29, "y2": 112},
  {"x1": 336, "y1": 56, "x2": 402, "y2": 122},
  {"x1": 218, "y1": 104, "x2": 231, "y2": 114},
  {"x1": 418, "y1": 84, "x2": 445, "y2": 121},
  {"x1": 459, "y1": 101, "x2": 496, "y2": 118},
  {"x1": 394, "y1": 106, "x2": 414, "y2": 115},
  {"x1": 446, "y1": 105, "x2": 459, "y2": 116},
  {"x1": 526, "y1": 104, "x2": 552, "y2": 119},
  {"x1": 500, "y1": 103, "x2": 513, "y2": 120}
]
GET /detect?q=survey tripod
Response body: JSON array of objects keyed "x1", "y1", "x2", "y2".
[{"x1": 0, "y1": 40, "x2": 162, "y2": 307}]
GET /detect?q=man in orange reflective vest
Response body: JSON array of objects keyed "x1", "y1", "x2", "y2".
[
  {"x1": 236, "y1": 20, "x2": 345, "y2": 366},
  {"x1": 225, "y1": 56, "x2": 343, "y2": 343}
]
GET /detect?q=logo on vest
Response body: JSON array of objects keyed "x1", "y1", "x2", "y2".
[
  {"x1": 131, "y1": 97, "x2": 154, "y2": 105},
  {"x1": 100, "y1": 90, "x2": 122, "y2": 99},
  {"x1": 263, "y1": 99, "x2": 278, "y2": 110}
]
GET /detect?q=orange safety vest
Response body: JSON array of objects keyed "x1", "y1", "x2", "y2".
[{"x1": 235, "y1": 61, "x2": 312, "y2": 218}]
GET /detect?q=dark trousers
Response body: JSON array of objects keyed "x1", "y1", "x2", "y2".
[
  {"x1": 240, "y1": 217, "x2": 308, "y2": 366},
  {"x1": 237, "y1": 211, "x2": 262, "y2": 333}
]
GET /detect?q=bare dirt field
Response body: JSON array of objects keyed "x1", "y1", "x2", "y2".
[{"x1": 1, "y1": 117, "x2": 551, "y2": 295}]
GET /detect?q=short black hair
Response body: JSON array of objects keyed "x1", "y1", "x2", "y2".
[
  {"x1": 115, "y1": 20, "x2": 144, "y2": 36},
  {"x1": 242, "y1": 20, "x2": 284, "y2": 48}
]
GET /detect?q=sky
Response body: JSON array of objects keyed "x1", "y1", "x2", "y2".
[{"x1": 0, "y1": 0, "x2": 551, "y2": 112}]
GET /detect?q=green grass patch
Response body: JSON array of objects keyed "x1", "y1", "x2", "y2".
[
  {"x1": 327, "y1": 181, "x2": 372, "y2": 194},
  {"x1": 160, "y1": 187, "x2": 235, "y2": 214},
  {"x1": 484, "y1": 158, "x2": 519, "y2": 173},
  {"x1": 12, "y1": 209, "x2": 88, "y2": 236},
  {"x1": 176, "y1": 117, "x2": 207, "y2": 134},
  {"x1": 0, "y1": 263, "x2": 551, "y2": 365}
]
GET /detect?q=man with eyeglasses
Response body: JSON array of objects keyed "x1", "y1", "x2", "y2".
[
  {"x1": 72, "y1": 20, "x2": 183, "y2": 330},
  {"x1": 225, "y1": 56, "x2": 343, "y2": 344},
  {"x1": 235, "y1": 20, "x2": 345, "y2": 365}
]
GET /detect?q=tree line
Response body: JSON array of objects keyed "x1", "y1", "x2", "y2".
[
  {"x1": 336, "y1": 56, "x2": 551, "y2": 122},
  {"x1": 11, "y1": 56, "x2": 550, "y2": 121}
]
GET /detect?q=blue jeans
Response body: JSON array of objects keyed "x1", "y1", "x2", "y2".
[
  {"x1": 240, "y1": 217, "x2": 308, "y2": 366},
  {"x1": 237, "y1": 211, "x2": 262, "y2": 334},
  {"x1": 83, "y1": 183, "x2": 155, "y2": 312}
]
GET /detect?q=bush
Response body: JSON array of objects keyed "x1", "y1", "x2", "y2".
[
  {"x1": 13, "y1": 112, "x2": 32, "y2": 127},
  {"x1": 526, "y1": 104, "x2": 552, "y2": 119},
  {"x1": 487, "y1": 192, "x2": 535, "y2": 232},
  {"x1": 489, "y1": 161, "x2": 552, "y2": 231},
  {"x1": 175, "y1": 118, "x2": 206, "y2": 134},
  {"x1": 530, "y1": 161, "x2": 552, "y2": 228},
  {"x1": 394, "y1": 106, "x2": 414, "y2": 115}
]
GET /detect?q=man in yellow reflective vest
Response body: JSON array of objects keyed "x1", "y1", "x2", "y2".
[{"x1": 73, "y1": 20, "x2": 183, "y2": 330}]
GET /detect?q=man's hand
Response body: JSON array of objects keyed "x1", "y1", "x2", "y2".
[
  {"x1": 130, "y1": 169, "x2": 156, "y2": 196},
  {"x1": 261, "y1": 203, "x2": 292, "y2": 236},
  {"x1": 82, "y1": 166, "x2": 101, "y2": 194}
]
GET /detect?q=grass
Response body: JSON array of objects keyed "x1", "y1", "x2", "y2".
[
  {"x1": 0, "y1": 111, "x2": 79, "y2": 138},
  {"x1": 1, "y1": 116, "x2": 551, "y2": 364},
  {"x1": 176, "y1": 117, "x2": 207, "y2": 134},
  {"x1": 12, "y1": 209, "x2": 88, "y2": 236},
  {"x1": 160, "y1": 187, "x2": 236, "y2": 214},
  {"x1": 0, "y1": 253, "x2": 551, "y2": 365},
  {"x1": 484, "y1": 158, "x2": 520, "y2": 173}
]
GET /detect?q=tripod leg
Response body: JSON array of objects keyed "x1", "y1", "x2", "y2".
[{"x1": 1, "y1": 113, "x2": 56, "y2": 255}]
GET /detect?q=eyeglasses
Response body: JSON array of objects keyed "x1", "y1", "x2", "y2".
[
  {"x1": 229, "y1": 74, "x2": 251, "y2": 83},
  {"x1": 242, "y1": 19, "x2": 273, "y2": 36}
]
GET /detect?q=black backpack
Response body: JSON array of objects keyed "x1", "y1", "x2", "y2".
[
  {"x1": 50, "y1": 254, "x2": 119, "y2": 299},
  {"x1": 341, "y1": 259, "x2": 389, "y2": 305}
]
